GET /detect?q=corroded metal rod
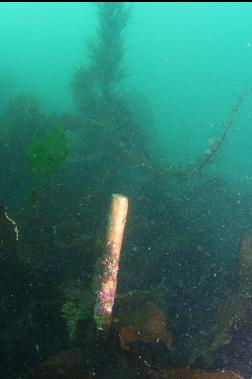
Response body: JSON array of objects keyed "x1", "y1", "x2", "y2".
[{"x1": 94, "y1": 194, "x2": 128, "y2": 330}]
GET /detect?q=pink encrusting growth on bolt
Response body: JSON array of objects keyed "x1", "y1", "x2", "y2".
[{"x1": 94, "y1": 194, "x2": 128, "y2": 330}]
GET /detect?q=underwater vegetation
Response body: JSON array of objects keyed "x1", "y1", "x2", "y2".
[
  {"x1": 0, "y1": 2, "x2": 252, "y2": 379},
  {"x1": 72, "y1": 3, "x2": 130, "y2": 109},
  {"x1": 71, "y1": 2, "x2": 154, "y2": 176},
  {"x1": 62, "y1": 296, "x2": 93, "y2": 344},
  {"x1": 26, "y1": 126, "x2": 68, "y2": 179}
]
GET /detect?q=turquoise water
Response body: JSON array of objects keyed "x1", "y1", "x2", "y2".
[
  {"x1": 0, "y1": 3, "x2": 252, "y2": 379},
  {"x1": 1, "y1": 2, "x2": 251, "y2": 179}
]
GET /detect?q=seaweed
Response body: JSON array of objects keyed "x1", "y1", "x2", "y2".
[
  {"x1": 61, "y1": 297, "x2": 89, "y2": 343},
  {"x1": 26, "y1": 126, "x2": 68, "y2": 180},
  {"x1": 71, "y1": 2, "x2": 156, "y2": 177},
  {"x1": 189, "y1": 88, "x2": 252, "y2": 176},
  {"x1": 87, "y1": 2, "x2": 131, "y2": 94}
]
